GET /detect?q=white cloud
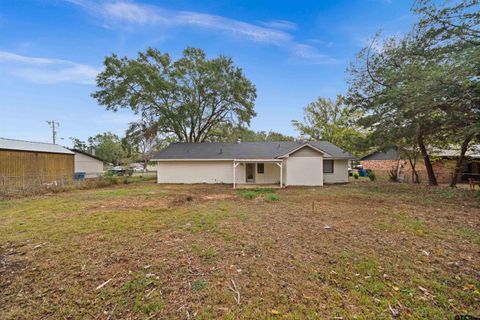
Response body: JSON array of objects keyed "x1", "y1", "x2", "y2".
[
  {"x1": 260, "y1": 19, "x2": 298, "y2": 31},
  {"x1": 307, "y1": 38, "x2": 334, "y2": 48},
  {"x1": 0, "y1": 51, "x2": 62, "y2": 65},
  {"x1": 0, "y1": 51, "x2": 99, "y2": 84},
  {"x1": 102, "y1": 1, "x2": 165, "y2": 25},
  {"x1": 66, "y1": 0, "x2": 338, "y2": 64},
  {"x1": 291, "y1": 44, "x2": 339, "y2": 64},
  {"x1": 83, "y1": 1, "x2": 291, "y2": 45},
  {"x1": 173, "y1": 11, "x2": 291, "y2": 44}
]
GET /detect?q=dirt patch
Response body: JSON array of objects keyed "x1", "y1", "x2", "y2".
[
  {"x1": 88, "y1": 190, "x2": 237, "y2": 212},
  {"x1": 202, "y1": 194, "x2": 236, "y2": 201},
  {"x1": 168, "y1": 194, "x2": 195, "y2": 207}
]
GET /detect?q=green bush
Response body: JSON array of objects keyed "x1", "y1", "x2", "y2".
[
  {"x1": 240, "y1": 190, "x2": 258, "y2": 199},
  {"x1": 238, "y1": 188, "x2": 275, "y2": 199},
  {"x1": 265, "y1": 193, "x2": 280, "y2": 201},
  {"x1": 103, "y1": 170, "x2": 116, "y2": 178},
  {"x1": 353, "y1": 173, "x2": 359, "y2": 179},
  {"x1": 191, "y1": 279, "x2": 208, "y2": 291},
  {"x1": 368, "y1": 170, "x2": 376, "y2": 181}
]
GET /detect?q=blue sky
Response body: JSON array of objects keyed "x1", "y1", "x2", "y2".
[{"x1": 0, "y1": 0, "x2": 416, "y2": 145}]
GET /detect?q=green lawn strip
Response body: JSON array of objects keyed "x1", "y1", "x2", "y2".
[{"x1": 237, "y1": 188, "x2": 279, "y2": 201}]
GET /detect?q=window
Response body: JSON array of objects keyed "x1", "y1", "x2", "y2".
[
  {"x1": 323, "y1": 160, "x2": 334, "y2": 173},
  {"x1": 257, "y1": 163, "x2": 265, "y2": 174}
]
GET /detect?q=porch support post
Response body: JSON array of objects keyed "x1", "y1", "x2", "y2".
[
  {"x1": 233, "y1": 161, "x2": 240, "y2": 189},
  {"x1": 276, "y1": 161, "x2": 283, "y2": 188},
  {"x1": 280, "y1": 162, "x2": 283, "y2": 188}
]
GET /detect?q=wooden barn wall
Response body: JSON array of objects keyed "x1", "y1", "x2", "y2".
[{"x1": 0, "y1": 150, "x2": 74, "y2": 190}]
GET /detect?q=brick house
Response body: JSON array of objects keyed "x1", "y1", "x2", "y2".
[{"x1": 360, "y1": 146, "x2": 480, "y2": 184}]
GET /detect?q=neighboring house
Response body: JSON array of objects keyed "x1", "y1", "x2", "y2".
[
  {"x1": 70, "y1": 148, "x2": 105, "y2": 178},
  {"x1": 151, "y1": 141, "x2": 355, "y2": 187},
  {"x1": 360, "y1": 146, "x2": 480, "y2": 183},
  {"x1": 0, "y1": 137, "x2": 74, "y2": 190}
]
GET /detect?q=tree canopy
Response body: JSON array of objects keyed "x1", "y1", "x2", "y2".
[
  {"x1": 93, "y1": 47, "x2": 257, "y2": 143},
  {"x1": 124, "y1": 116, "x2": 168, "y2": 168},
  {"x1": 209, "y1": 123, "x2": 296, "y2": 143},
  {"x1": 292, "y1": 95, "x2": 366, "y2": 155},
  {"x1": 75, "y1": 132, "x2": 126, "y2": 165},
  {"x1": 347, "y1": 0, "x2": 479, "y2": 185}
]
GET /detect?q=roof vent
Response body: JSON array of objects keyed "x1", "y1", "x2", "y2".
[{"x1": 219, "y1": 148, "x2": 223, "y2": 154}]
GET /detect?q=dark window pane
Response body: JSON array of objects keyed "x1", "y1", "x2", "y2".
[
  {"x1": 257, "y1": 163, "x2": 265, "y2": 174},
  {"x1": 323, "y1": 160, "x2": 334, "y2": 173}
]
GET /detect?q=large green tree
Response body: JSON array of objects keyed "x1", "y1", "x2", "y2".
[
  {"x1": 87, "y1": 133, "x2": 126, "y2": 165},
  {"x1": 124, "y1": 116, "x2": 167, "y2": 169},
  {"x1": 414, "y1": 0, "x2": 480, "y2": 187},
  {"x1": 93, "y1": 47, "x2": 257, "y2": 143},
  {"x1": 292, "y1": 95, "x2": 366, "y2": 154},
  {"x1": 347, "y1": 0, "x2": 479, "y2": 186}
]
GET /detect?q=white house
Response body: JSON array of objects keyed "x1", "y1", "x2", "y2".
[
  {"x1": 70, "y1": 149, "x2": 105, "y2": 178},
  {"x1": 151, "y1": 141, "x2": 355, "y2": 187}
]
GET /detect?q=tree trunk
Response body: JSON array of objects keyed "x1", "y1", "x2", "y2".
[
  {"x1": 396, "y1": 159, "x2": 401, "y2": 182},
  {"x1": 450, "y1": 133, "x2": 474, "y2": 188},
  {"x1": 417, "y1": 134, "x2": 438, "y2": 186},
  {"x1": 408, "y1": 157, "x2": 420, "y2": 183}
]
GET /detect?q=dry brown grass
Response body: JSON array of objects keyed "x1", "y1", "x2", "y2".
[{"x1": 0, "y1": 181, "x2": 479, "y2": 319}]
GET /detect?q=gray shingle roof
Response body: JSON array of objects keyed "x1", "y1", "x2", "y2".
[
  {"x1": 361, "y1": 145, "x2": 480, "y2": 160},
  {"x1": 0, "y1": 137, "x2": 74, "y2": 155},
  {"x1": 360, "y1": 148, "x2": 400, "y2": 161},
  {"x1": 69, "y1": 148, "x2": 106, "y2": 162},
  {"x1": 152, "y1": 141, "x2": 354, "y2": 160}
]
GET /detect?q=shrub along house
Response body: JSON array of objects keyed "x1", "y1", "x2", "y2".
[
  {"x1": 0, "y1": 137, "x2": 74, "y2": 190},
  {"x1": 152, "y1": 141, "x2": 355, "y2": 187}
]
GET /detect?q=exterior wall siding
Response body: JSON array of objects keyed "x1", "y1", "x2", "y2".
[
  {"x1": 286, "y1": 155, "x2": 323, "y2": 186},
  {"x1": 157, "y1": 161, "x2": 234, "y2": 184},
  {"x1": 323, "y1": 160, "x2": 349, "y2": 183},
  {"x1": 0, "y1": 150, "x2": 74, "y2": 190},
  {"x1": 156, "y1": 161, "x2": 284, "y2": 185},
  {"x1": 289, "y1": 147, "x2": 323, "y2": 157},
  {"x1": 155, "y1": 153, "x2": 349, "y2": 186},
  {"x1": 74, "y1": 152, "x2": 104, "y2": 178}
]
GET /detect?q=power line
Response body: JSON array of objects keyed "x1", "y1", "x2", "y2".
[{"x1": 46, "y1": 120, "x2": 60, "y2": 144}]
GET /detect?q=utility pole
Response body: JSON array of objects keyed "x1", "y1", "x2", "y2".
[{"x1": 46, "y1": 120, "x2": 59, "y2": 144}]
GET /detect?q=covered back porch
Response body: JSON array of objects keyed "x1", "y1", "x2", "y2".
[{"x1": 233, "y1": 159, "x2": 284, "y2": 189}]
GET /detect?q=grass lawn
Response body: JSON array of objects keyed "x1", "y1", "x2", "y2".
[{"x1": 1, "y1": 181, "x2": 479, "y2": 319}]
